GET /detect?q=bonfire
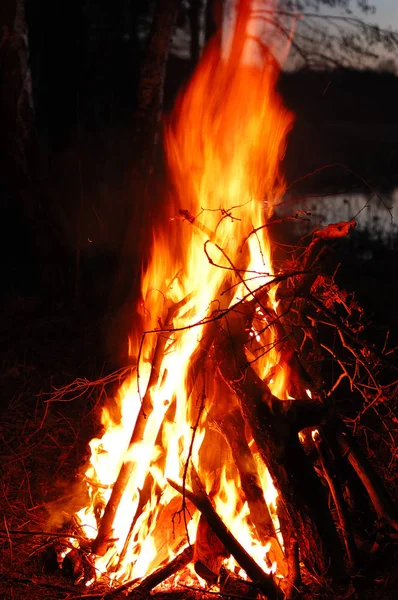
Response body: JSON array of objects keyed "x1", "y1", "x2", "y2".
[{"x1": 2, "y1": 1, "x2": 397, "y2": 599}]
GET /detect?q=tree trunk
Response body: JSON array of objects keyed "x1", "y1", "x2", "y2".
[
  {"x1": 0, "y1": 0, "x2": 35, "y2": 210},
  {"x1": 112, "y1": 0, "x2": 182, "y2": 312},
  {"x1": 110, "y1": 0, "x2": 183, "y2": 365},
  {"x1": 0, "y1": 0, "x2": 69, "y2": 304}
]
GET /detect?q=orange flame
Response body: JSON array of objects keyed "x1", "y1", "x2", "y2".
[{"x1": 75, "y1": 0, "x2": 294, "y2": 588}]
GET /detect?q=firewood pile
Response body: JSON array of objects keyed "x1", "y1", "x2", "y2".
[
  {"x1": 1, "y1": 214, "x2": 397, "y2": 600},
  {"x1": 5, "y1": 215, "x2": 389, "y2": 600}
]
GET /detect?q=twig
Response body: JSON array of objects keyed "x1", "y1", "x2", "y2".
[{"x1": 3, "y1": 517, "x2": 12, "y2": 564}]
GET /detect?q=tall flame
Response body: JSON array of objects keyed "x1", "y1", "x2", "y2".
[{"x1": 75, "y1": 0, "x2": 293, "y2": 588}]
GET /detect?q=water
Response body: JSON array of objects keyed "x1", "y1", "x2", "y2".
[{"x1": 276, "y1": 188, "x2": 398, "y2": 243}]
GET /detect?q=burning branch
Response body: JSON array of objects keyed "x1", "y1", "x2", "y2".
[
  {"x1": 211, "y1": 407, "x2": 286, "y2": 572},
  {"x1": 168, "y1": 468, "x2": 282, "y2": 600},
  {"x1": 92, "y1": 295, "x2": 192, "y2": 556},
  {"x1": 126, "y1": 545, "x2": 194, "y2": 597}
]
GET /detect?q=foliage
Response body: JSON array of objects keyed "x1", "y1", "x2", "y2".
[{"x1": 275, "y1": 0, "x2": 398, "y2": 69}]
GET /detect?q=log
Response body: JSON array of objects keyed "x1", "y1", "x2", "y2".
[
  {"x1": 313, "y1": 430, "x2": 358, "y2": 571},
  {"x1": 280, "y1": 534, "x2": 300, "y2": 599},
  {"x1": 168, "y1": 471, "x2": 282, "y2": 600},
  {"x1": 219, "y1": 568, "x2": 260, "y2": 598},
  {"x1": 336, "y1": 428, "x2": 398, "y2": 533},
  {"x1": 214, "y1": 307, "x2": 345, "y2": 577},
  {"x1": 275, "y1": 504, "x2": 301, "y2": 599},
  {"x1": 127, "y1": 545, "x2": 194, "y2": 597},
  {"x1": 194, "y1": 513, "x2": 230, "y2": 583},
  {"x1": 212, "y1": 408, "x2": 287, "y2": 574}
]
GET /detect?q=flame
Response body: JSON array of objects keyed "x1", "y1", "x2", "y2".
[{"x1": 74, "y1": 0, "x2": 294, "y2": 588}]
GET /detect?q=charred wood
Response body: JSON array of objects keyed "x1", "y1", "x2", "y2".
[
  {"x1": 214, "y1": 307, "x2": 345, "y2": 577},
  {"x1": 336, "y1": 427, "x2": 398, "y2": 533},
  {"x1": 220, "y1": 567, "x2": 261, "y2": 598},
  {"x1": 313, "y1": 430, "x2": 358, "y2": 571}
]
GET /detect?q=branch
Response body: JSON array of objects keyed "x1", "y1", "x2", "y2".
[
  {"x1": 168, "y1": 471, "x2": 282, "y2": 600},
  {"x1": 127, "y1": 546, "x2": 194, "y2": 597}
]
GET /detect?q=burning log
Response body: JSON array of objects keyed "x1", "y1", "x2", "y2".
[
  {"x1": 214, "y1": 306, "x2": 345, "y2": 577},
  {"x1": 168, "y1": 469, "x2": 282, "y2": 600},
  {"x1": 212, "y1": 406, "x2": 287, "y2": 574},
  {"x1": 194, "y1": 514, "x2": 230, "y2": 583}
]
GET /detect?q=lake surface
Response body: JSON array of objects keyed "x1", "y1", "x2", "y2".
[{"x1": 276, "y1": 188, "x2": 398, "y2": 242}]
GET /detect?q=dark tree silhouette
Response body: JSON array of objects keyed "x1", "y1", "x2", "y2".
[{"x1": 185, "y1": 1, "x2": 398, "y2": 68}]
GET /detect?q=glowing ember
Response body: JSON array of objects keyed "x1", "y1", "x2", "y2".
[{"x1": 74, "y1": 0, "x2": 294, "y2": 590}]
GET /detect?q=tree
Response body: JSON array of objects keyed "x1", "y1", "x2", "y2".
[
  {"x1": 177, "y1": 1, "x2": 398, "y2": 69},
  {"x1": 0, "y1": 0, "x2": 35, "y2": 202},
  {"x1": 0, "y1": 0, "x2": 64, "y2": 302},
  {"x1": 277, "y1": 1, "x2": 398, "y2": 69}
]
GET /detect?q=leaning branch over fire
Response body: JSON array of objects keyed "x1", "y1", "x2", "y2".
[
  {"x1": 127, "y1": 546, "x2": 194, "y2": 597},
  {"x1": 211, "y1": 406, "x2": 286, "y2": 572},
  {"x1": 168, "y1": 470, "x2": 282, "y2": 600}
]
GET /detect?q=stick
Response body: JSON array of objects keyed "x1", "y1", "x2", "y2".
[
  {"x1": 116, "y1": 472, "x2": 154, "y2": 568},
  {"x1": 212, "y1": 408, "x2": 286, "y2": 573},
  {"x1": 168, "y1": 471, "x2": 282, "y2": 600},
  {"x1": 336, "y1": 428, "x2": 398, "y2": 533},
  {"x1": 313, "y1": 430, "x2": 358, "y2": 571},
  {"x1": 93, "y1": 296, "x2": 191, "y2": 556},
  {"x1": 127, "y1": 546, "x2": 194, "y2": 597}
]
